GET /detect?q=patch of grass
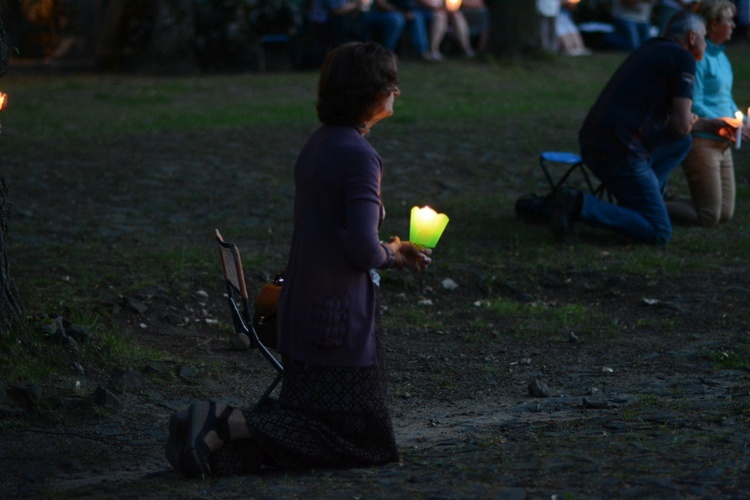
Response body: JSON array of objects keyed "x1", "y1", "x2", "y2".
[
  {"x1": 704, "y1": 346, "x2": 750, "y2": 371},
  {"x1": 619, "y1": 394, "x2": 663, "y2": 421},
  {"x1": 479, "y1": 298, "x2": 609, "y2": 338},
  {"x1": 0, "y1": 331, "x2": 58, "y2": 382},
  {"x1": 485, "y1": 297, "x2": 526, "y2": 316},
  {"x1": 382, "y1": 305, "x2": 442, "y2": 330},
  {"x1": 97, "y1": 328, "x2": 167, "y2": 367},
  {"x1": 0, "y1": 316, "x2": 163, "y2": 388},
  {"x1": 1, "y1": 73, "x2": 319, "y2": 142}
]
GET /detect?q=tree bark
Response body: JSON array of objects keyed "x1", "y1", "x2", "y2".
[
  {"x1": 486, "y1": 0, "x2": 540, "y2": 57},
  {"x1": 0, "y1": 178, "x2": 24, "y2": 336},
  {"x1": 94, "y1": 0, "x2": 199, "y2": 73},
  {"x1": 0, "y1": 15, "x2": 8, "y2": 76},
  {"x1": 1, "y1": 17, "x2": 25, "y2": 336}
]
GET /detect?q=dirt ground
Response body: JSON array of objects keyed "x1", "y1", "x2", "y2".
[{"x1": 2, "y1": 111, "x2": 750, "y2": 498}]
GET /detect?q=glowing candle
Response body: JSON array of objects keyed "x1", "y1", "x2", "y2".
[
  {"x1": 410, "y1": 206, "x2": 449, "y2": 249},
  {"x1": 446, "y1": 0, "x2": 462, "y2": 12},
  {"x1": 0, "y1": 92, "x2": 7, "y2": 112},
  {"x1": 736, "y1": 111, "x2": 743, "y2": 150}
]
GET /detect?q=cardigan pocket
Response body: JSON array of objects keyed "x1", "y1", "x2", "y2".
[{"x1": 309, "y1": 295, "x2": 350, "y2": 348}]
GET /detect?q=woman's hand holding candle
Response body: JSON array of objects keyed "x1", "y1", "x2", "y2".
[{"x1": 387, "y1": 236, "x2": 432, "y2": 272}]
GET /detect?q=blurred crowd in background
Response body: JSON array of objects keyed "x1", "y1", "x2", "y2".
[
  {"x1": 0, "y1": 0, "x2": 747, "y2": 72},
  {"x1": 542, "y1": 0, "x2": 749, "y2": 56}
]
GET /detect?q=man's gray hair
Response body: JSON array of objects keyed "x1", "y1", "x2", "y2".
[{"x1": 663, "y1": 11, "x2": 705, "y2": 41}]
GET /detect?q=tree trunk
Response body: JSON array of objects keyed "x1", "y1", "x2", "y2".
[
  {"x1": 1, "y1": 17, "x2": 25, "y2": 336},
  {"x1": 486, "y1": 0, "x2": 540, "y2": 57},
  {"x1": 0, "y1": 178, "x2": 24, "y2": 336},
  {"x1": 94, "y1": 0, "x2": 199, "y2": 73},
  {"x1": 0, "y1": 15, "x2": 7, "y2": 76}
]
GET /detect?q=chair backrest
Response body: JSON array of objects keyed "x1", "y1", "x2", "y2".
[
  {"x1": 539, "y1": 151, "x2": 611, "y2": 202},
  {"x1": 216, "y1": 229, "x2": 254, "y2": 348},
  {"x1": 215, "y1": 229, "x2": 285, "y2": 407},
  {"x1": 217, "y1": 234, "x2": 246, "y2": 297}
]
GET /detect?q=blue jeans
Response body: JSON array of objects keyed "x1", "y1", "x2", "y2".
[
  {"x1": 579, "y1": 135, "x2": 691, "y2": 245},
  {"x1": 364, "y1": 11, "x2": 406, "y2": 51},
  {"x1": 606, "y1": 17, "x2": 652, "y2": 50},
  {"x1": 406, "y1": 10, "x2": 431, "y2": 54}
]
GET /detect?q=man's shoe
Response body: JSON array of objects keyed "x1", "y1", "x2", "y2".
[{"x1": 551, "y1": 188, "x2": 582, "y2": 243}]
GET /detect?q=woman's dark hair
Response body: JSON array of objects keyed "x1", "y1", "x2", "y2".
[{"x1": 316, "y1": 42, "x2": 398, "y2": 126}]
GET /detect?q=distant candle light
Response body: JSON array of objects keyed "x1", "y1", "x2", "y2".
[{"x1": 446, "y1": 0, "x2": 462, "y2": 12}]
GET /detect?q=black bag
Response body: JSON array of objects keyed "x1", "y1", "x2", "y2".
[
  {"x1": 514, "y1": 192, "x2": 556, "y2": 224},
  {"x1": 252, "y1": 272, "x2": 284, "y2": 349}
]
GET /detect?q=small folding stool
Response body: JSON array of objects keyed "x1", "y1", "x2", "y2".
[{"x1": 539, "y1": 151, "x2": 611, "y2": 201}]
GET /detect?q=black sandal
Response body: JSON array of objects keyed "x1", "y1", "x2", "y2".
[
  {"x1": 165, "y1": 408, "x2": 188, "y2": 472},
  {"x1": 181, "y1": 401, "x2": 234, "y2": 478}
]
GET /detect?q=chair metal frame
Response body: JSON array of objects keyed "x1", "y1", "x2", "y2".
[
  {"x1": 539, "y1": 151, "x2": 611, "y2": 201},
  {"x1": 215, "y1": 229, "x2": 283, "y2": 408}
]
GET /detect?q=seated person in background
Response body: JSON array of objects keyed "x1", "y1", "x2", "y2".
[
  {"x1": 308, "y1": 0, "x2": 369, "y2": 50},
  {"x1": 537, "y1": 0, "x2": 561, "y2": 53},
  {"x1": 308, "y1": 0, "x2": 405, "y2": 53},
  {"x1": 362, "y1": 0, "x2": 406, "y2": 52},
  {"x1": 552, "y1": 11, "x2": 706, "y2": 245},
  {"x1": 374, "y1": 0, "x2": 437, "y2": 60},
  {"x1": 606, "y1": 0, "x2": 657, "y2": 50},
  {"x1": 418, "y1": 0, "x2": 475, "y2": 59},
  {"x1": 666, "y1": 0, "x2": 749, "y2": 227},
  {"x1": 658, "y1": 0, "x2": 694, "y2": 34},
  {"x1": 557, "y1": 0, "x2": 592, "y2": 55},
  {"x1": 460, "y1": 0, "x2": 489, "y2": 53},
  {"x1": 364, "y1": 0, "x2": 408, "y2": 51}
]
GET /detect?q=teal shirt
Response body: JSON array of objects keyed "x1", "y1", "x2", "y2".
[{"x1": 692, "y1": 40, "x2": 738, "y2": 141}]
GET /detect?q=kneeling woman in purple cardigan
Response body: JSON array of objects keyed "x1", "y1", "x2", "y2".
[{"x1": 167, "y1": 41, "x2": 432, "y2": 478}]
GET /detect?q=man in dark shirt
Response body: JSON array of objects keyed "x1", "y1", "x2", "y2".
[{"x1": 553, "y1": 10, "x2": 707, "y2": 245}]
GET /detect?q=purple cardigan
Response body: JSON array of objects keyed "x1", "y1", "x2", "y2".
[{"x1": 276, "y1": 125, "x2": 397, "y2": 367}]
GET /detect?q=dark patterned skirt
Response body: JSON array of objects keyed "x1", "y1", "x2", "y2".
[{"x1": 209, "y1": 317, "x2": 397, "y2": 475}]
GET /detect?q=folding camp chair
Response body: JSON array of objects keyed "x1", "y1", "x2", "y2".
[
  {"x1": 515, "y1": 151, "x2": 613, "y2": 223},
  {"x1": 215, "y1": 229, "x2": 283, "y2": 408},
  {"x1": 539, "y1": 151, "x2": 611, "y2": 201}
]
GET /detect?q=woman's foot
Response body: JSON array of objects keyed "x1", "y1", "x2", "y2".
[{"x1": 180, "y1": 401, "x2": 234, "y2": 478}]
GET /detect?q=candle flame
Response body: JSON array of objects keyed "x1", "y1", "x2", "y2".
[
  {"x1": 446, "y1": 0, "x2": 462, "y2": 12},
  {"x1": 410, "y1": 205, "x2": 450, "y2": 249},
  {"x1": 733, "y1": 111, "x2": 744, "y2": 129},
  {"x1": 0, "y1": 92, "x2": 6, "y2": 112}
]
